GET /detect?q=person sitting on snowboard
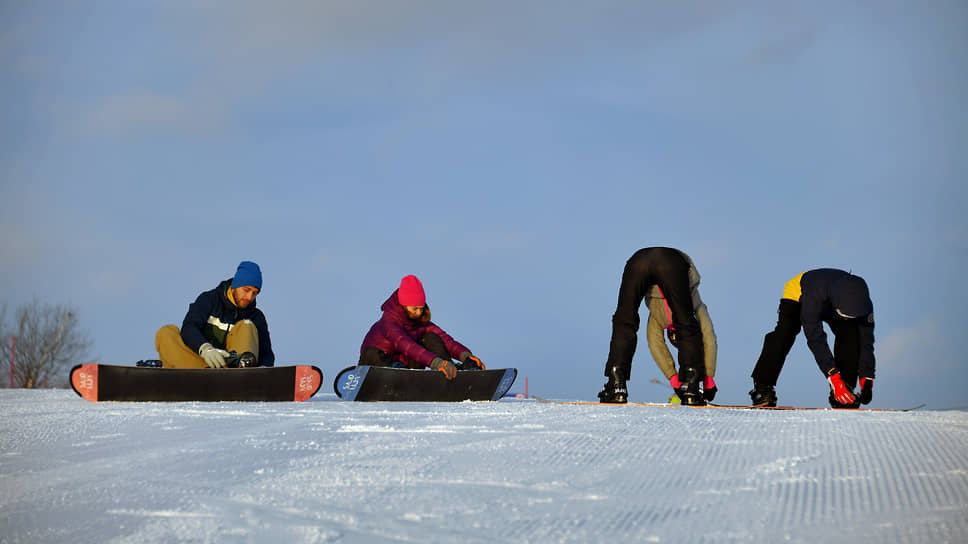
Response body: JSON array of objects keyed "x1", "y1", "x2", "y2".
[
  {"x1": 748, "y1": 268, "x2": 875, "y2": 408},
  {"x1": 155, "y1": 260, "x2": 275, "y2": 368},
  {"x1": 644, "y1": 279, "x2": 718, "y2": 403},
  {"x1": 598, "y1": 247, "x2": 712, "y2": 406},
  {"x1": 359, "y1": 274, "x2": 484, "y2": 381}
]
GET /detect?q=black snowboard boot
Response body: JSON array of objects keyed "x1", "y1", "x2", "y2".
[
  {"x1": 237, "y1": 351, "x2": 257, "y2": 368},
  {"x1": 749, "y1": 383, "x2": 778, "y2": 407},
  {"x1": 676, "y1": 381, "x2": 705, "y2": 406},
  {"x1": 676, "y1": 367, "x2": 705, "y2": 406},
  {"x1": 598, "y1": 367, "x2": 628, "y2": 404},
  {"x1": 225, "y1": 351, "x2": 258, "y2": 368},
  {"x1": 677, "y1": 382, "x2": 705, "y2": 406}
]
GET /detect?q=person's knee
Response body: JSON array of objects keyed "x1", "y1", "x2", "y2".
[
  {"x1": 360, "y1": 347, "x2": 393, "y2": 366},
  {"x1": 227, "y1": 319, "x2": 258, "y2": 341},
  {"x1": 233, "y1": 319, "x2": 257, "y2": 333},
  {"x1": 155, "y1": 324, "x2": 197, "y2": 368},
  {"x1": 420, "y1": 331, "x2": 443, "y2": 344},
  {"x1": 227, "y1": 319, "x2": 259, "y2": 357},
  {"x1": 156, "y1": 324, "x2": 181, "y2": 344},
  {"x1": 419, "y1": 332, "x2": 449, "y2": 358}
]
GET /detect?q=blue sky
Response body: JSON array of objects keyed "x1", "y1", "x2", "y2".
[{"x1": 2, "y1": 1, "x2": 965, "y2": 408}]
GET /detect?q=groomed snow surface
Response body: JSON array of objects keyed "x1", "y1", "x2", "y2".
[{"x1": 2, "y1": 389, "x2": 966, "y2": 543}]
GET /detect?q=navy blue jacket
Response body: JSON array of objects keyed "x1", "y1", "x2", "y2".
[
  {"x1": 796, "y1": 269, "x2": 875, "y2": 379},
  {"x1": 180, "y1": 279, "x2": 275, "y2": 366}
]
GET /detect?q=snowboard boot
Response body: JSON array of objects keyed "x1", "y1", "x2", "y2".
[
  {"x1": 828, "y1": 392, "x2": 860, "y2": 409},
  {"x1": 598, "y1": 367, "x2": 628, "y2": 404},
  {"x1": 676, "y1": 381, "x2": 705, "y2": 406},
  {"x1": 675, "y1": 367, "x2": 705, "y2": 406},
  {"x1": 749, "y1": 383, "x2": 778, "y2": 407},
  {"x1": 237, "y1": 351, "x2": 257, "y2": 368},
  {"x1": 225, "y1": 351, "x2": 258, "y2": 368}
]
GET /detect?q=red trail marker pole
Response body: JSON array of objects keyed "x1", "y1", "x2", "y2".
[{"x1": 10, "y1": 336, "x2": 15, "y2": 389}]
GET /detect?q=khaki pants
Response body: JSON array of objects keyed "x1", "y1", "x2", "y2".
[{"x1": 155, "y1": 321, "x2": 260, "y2": 368}]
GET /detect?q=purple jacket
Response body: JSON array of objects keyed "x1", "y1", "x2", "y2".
[{"x1": 360, "y1": 290, "x2": 471, "y2": 368}]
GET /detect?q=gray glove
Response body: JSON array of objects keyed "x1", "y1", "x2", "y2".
[{"x1": 199, "y1": 343, "x2": 230, "y2": 368}]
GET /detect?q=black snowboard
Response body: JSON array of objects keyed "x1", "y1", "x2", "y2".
[
  {"x1": 70, "y1": 363, "x2": 323, "y2": 402},
  {"x1": 333, "y1": 365, "x2": 517, "y2": 402}
]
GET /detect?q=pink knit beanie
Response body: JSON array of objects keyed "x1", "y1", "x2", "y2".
[{"x1": 397, "y1": 275, "x2": 426, "y2": 306}]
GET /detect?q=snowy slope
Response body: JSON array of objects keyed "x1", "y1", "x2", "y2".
[{"x1": 1, "y1": 389, "x2": 966, "y2": 543}]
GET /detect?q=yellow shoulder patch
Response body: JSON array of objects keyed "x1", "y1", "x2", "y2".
[{"x1": 781, "y1": 272, "x2": 807, "y2": 302}]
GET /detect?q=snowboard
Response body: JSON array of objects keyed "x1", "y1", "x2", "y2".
[
  {"x1": 70, "y1": 363, "x2": 323, "y2": 402},
  {"x1": 334, "y1": 365, "x2": 517, "y2": 402},
  {"x1": 531, "y1": 396, "x2": 919, "y2": 412},
  {"x1": 706, "y1": 402, "x2": 924, "y2": 412}
]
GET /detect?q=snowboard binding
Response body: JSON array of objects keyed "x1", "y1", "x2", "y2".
[{"x1": 224, "y1": 351, "x2": 258, "y2": 368}]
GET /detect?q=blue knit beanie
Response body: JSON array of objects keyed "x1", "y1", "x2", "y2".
[{"x1": 232, "y1": 261, "x2": 262, "y2": 290}]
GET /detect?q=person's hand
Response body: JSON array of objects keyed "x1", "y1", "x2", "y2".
[
  {"x1": 199, "y1": 343, "x2": 230, "y2": 368},
  {"x1": 858, "y1": 377, "x2": 873, "y2": 405},
  {"x1": 703, "y1": 376, "x2": 718, "y2": 402},
  {"x1": 669, "y1": 375, "x2": 681, "y2": 389},
  {"x1": 461, "y1": 354, "x2": 485, "y2": 370},
  {"x1": 429, "y1": 358, "x2": 457, "y2": 380},
  {"x1": 827, "y1": 372, "x2": 856, "y2": 405}
]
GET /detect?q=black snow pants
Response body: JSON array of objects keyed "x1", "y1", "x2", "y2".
[
  {"x1": 604, "y1": 247, "x2": 705, "y2": 384},
  {"x1": 750, "y1": 299, "x2": 861, "y2": 388}
]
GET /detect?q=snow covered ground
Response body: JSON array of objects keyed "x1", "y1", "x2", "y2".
[{"x1": 1, "y1": 389, "x2": 966, "y2": 544}]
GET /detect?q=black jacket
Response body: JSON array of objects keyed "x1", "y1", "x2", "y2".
[
  {"x1": 798, "y1": 269, "x2": 875, "y2": 379},
  {"x1": 180, "y1": 279, "x2": 275, "y2": 366}
]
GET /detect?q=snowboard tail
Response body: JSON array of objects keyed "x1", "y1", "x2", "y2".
[
  {"x1": 70, "y1": 364, "x2": 323, "y2": 402},
  {"x1": 334, "y1": 365, "x2": 517, "y2": 402}
]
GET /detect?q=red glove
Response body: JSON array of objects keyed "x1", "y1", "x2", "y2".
[
  {"x1": 429, "y1": 358, "x2": 457, "y2": 380},
  {"x1": 827, "y1": 372, "x2": 856, "y2": 405},
  {"x1": 669, "y1": 375, "x2": 681, "y2": 389}
]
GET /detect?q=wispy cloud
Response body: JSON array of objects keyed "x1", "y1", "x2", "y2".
[
  {"x1": 0, "y1": 218, "x2": 147, "y2": 301},
  {"x1": 161, "y1": 2, "x2": 751, "y2": 105},
  {"x1": 62, "y1": 90, "x2": 226, "y2": 138},
  {"x1": 458, "y1": 227, "x2": 540, "y2": 258},
  {"x1": 693, "y1": 236, "x2": 733, "y2": 266},
  {"x1": 743, "y1": 19, "x2": 819, "y2": 67},
  {"x1": 877, "y1": 317, "x2": 953, "y2": 375},
  {"x1": 0, "y1": 221, "x2": 49, "y2": 272}
]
